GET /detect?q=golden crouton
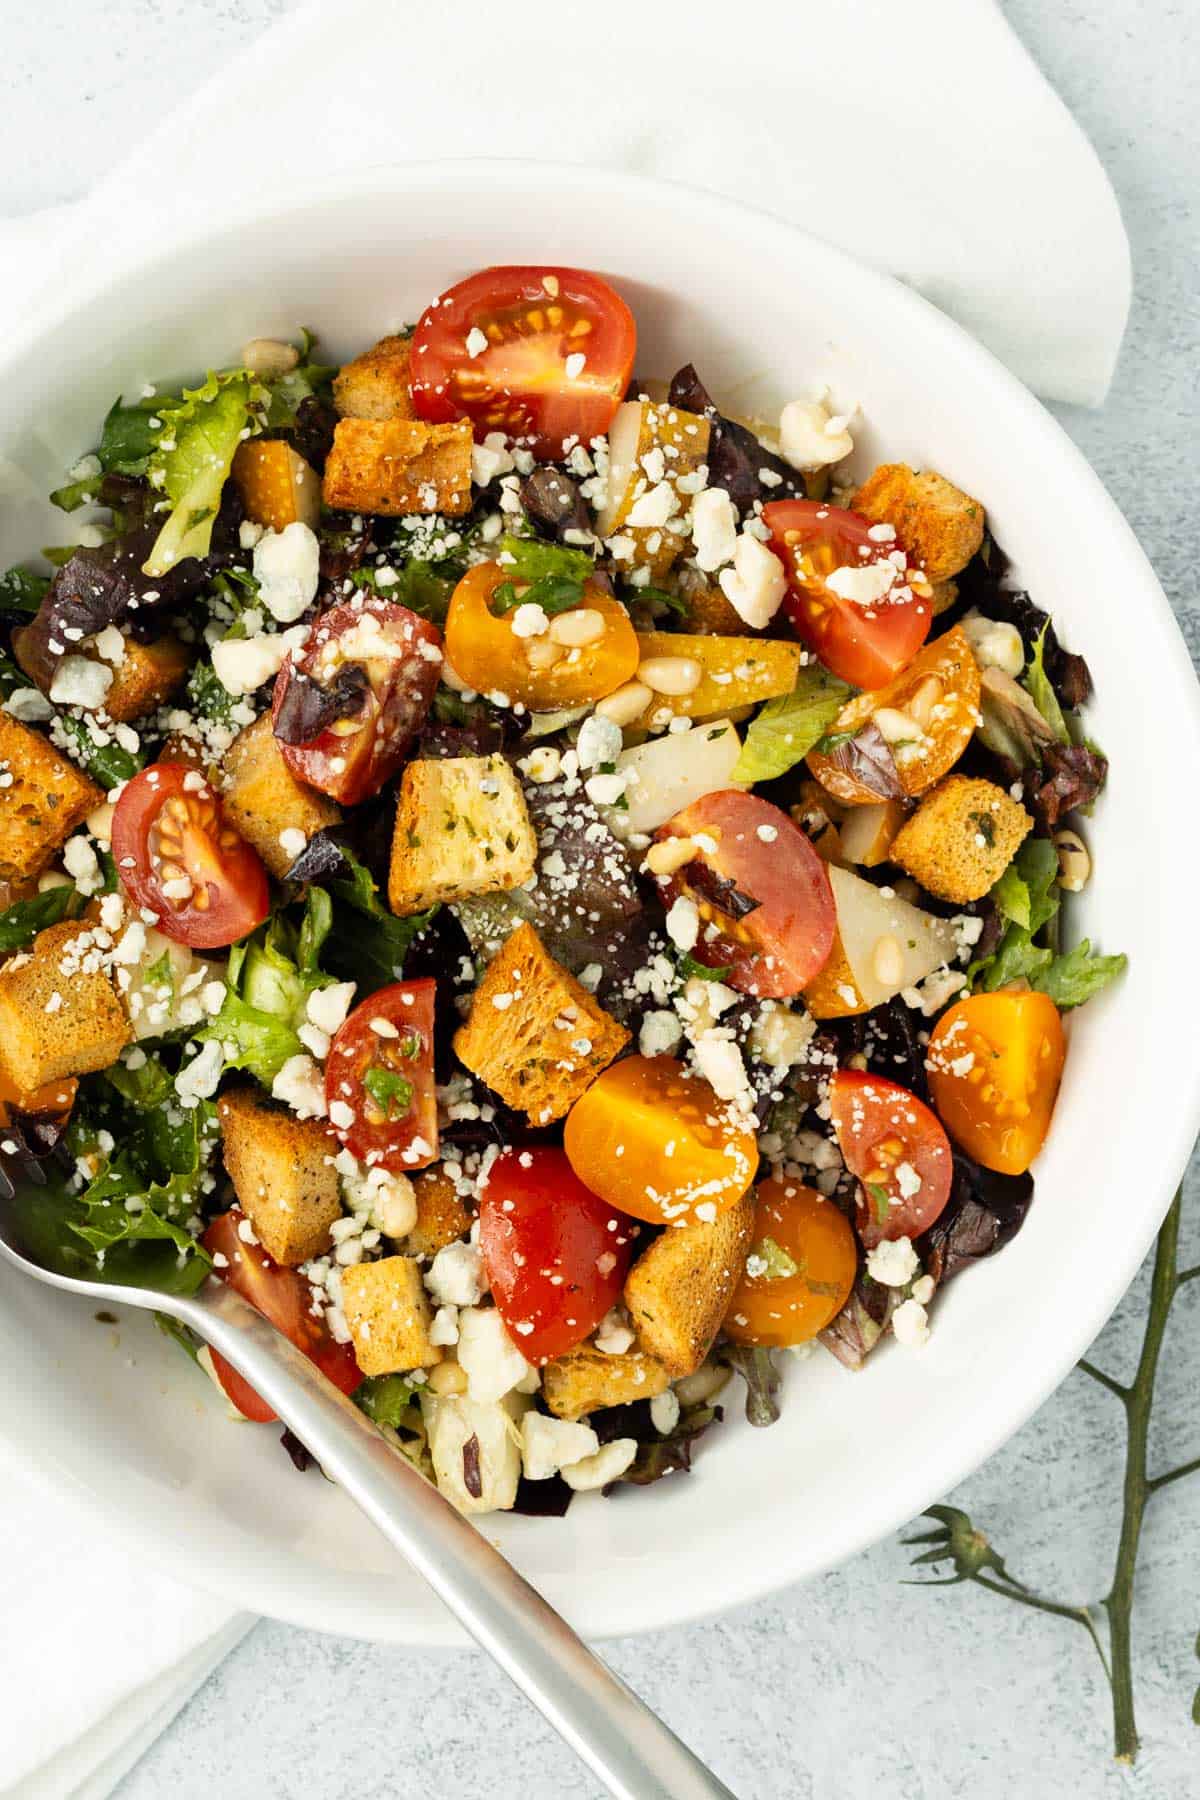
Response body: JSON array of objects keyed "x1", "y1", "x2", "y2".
[
  {"x1": 405, "y1": 1166, "x2": 472, "y2": 1260},
  {"x1": 930, "y1": 579, "x2": 959, "y2": 617},
  {"x1": 623, "y1": 1194, "x2": 755, "y2": 1377},
  {"x1": 851, "y1": 464, "x2": 985, "y2": 584},
  {"x1": 231, "y1": 440, "x2": 321, "y2": 532},
  {"x1": 0, "y1": 920, "x2": 130, "y2": 1089},
  {"x1": 11, "y1": 628, "x2": 190, "y2": 724},
  {"x1": 453, "y1": 923, "x2": 629, "y2": 1125},
  {"x1": 323, "y1": 418, "x2": 473, "y2": 517},
  {"x1": 674, "y1": 574, "x2": 753, "y2": 637},
  {"x1": 217, "y1": 1085, "x2": 341, "y2": 1267},
  {"x1": 890, "y1": 774, "x2": 1033, "y2": 904},
  {"x1": 221, "y1": 713, "x2": 341, "y2": 879},
  {"x1": 0, "y1": 713, "x2": 103, "y2": 885},
  {"x1": 332, "y1": 334, "x2": 417, "y2": 421},
  {"x1": 388, "y1": 753, "x2": 536, "y2": 916},
  {"x1": 341, "y1": 1255, "x2": 441, "y2": 1376},
  {"x1": 541, "y1": 1346, "x2": 671, "y2": 1421}
]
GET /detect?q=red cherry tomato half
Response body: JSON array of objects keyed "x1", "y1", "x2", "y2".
[
  {"x1": 201, "y1": 1209, "x2": 362, "y2": 1423},
  {"x1": 112, "y1": 763, "x2": 269, "y2": 950},
  {"x1": 763, "y1": 499, "x2": 932, "y2": 690},
  {"x1": 478, "y1": 1147, "x2": 638, "y2": 1363},
  {"x1": 828, "y1": 1068, "x2": 953, "y2": 1248},
  {"x1": 409, "y1": 266, "x2": 637, "y2": 460},
  {"x1": 272, "y1": 597, "x2": 442, "y2": 806},
  {"x1": 655, "y1": 791, "x2": 836, "y2": 998},
  {"x1": 324, "y1": 980, "x2": 439, "y2": 1175}
]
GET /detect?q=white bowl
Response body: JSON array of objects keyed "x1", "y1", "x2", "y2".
[{"x1": 1, "y1": 162, "x2": 1197, "y2": 1646}]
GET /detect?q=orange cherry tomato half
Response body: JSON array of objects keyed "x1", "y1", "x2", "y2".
[
  {"x1": 655, "y1": 790, "x2": 836, "y2": 998},
  {"x1": 829, "y1": 1068, "x2": 953, "y2": 1248},
  {"x1": 444, "y1": 562, "x2": 639, "y2": 709},
  {"x1": 563, "y1": 1054, "x2": 758, "y2": 1230},
  {"x1": 324, "y1": 980, "x2": 439, "y2": 1175},
  {"x1": 763, "y1": 498, "x2": 932, "y2": 691},
  {"x1": 201, "y1": 1209, "x2": 362, "y2": 1423},
  {"x1": 926, "y1": 990, "x2": 1065, "y2": 1176},
  {"x1": 478, "y1": 1147, "x2": 639, "y2": 1364},
  {"x1": 723, "y1": 1177, "x2": 857, "y2": 1347},
  {"x1": 112, "y1": 763, "x2": 269, "y2": 950},
  {"x1": 272, "y1": 597, "x2": 442, "y2": 806},
  {"x1": 409, "y1": 265, "x2": 637, "y2": 460}
]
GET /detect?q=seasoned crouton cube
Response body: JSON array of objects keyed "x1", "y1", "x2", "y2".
[
  {"x1": 217, "y1": 1086, "x2": 341, "y2": 1266},
  {"x1": 851, "y1": 464, "x2": 985, "y2": 584},
  {"x1": 341, "y1": 1255, "x2": 441, "y2": 1375},
  {"x1": 673, "y1": 573, "x2": 752, "y2": 637},
  {"x1": 231, "y1": 440, "x2": 322, "y2": 531},
  {"x1": 623, "y1": 1194, "x2": 755, "y2": 1377},
  {"x1": 890, "y1": 774, "x2": 1033, "y2": 903},
  {"x1": 333, "y1": 334, "x2": 417, "y2": 421},
  {"x1": 388, "y1": 753, "x2": 535, "y2": 916},
  {"x1": 0, "y1": 713, "x2": 103, "y2": 885},
  {"x1": 594, "y1": 399, "x2": 710, "y2": 576},
  {"x1": 542, "y1": 1346, "x2": 671, "y2": 1420},
  {"x1": 221, "y1": 713, "x2": 341, "y2": 879},
  {"x1": 11, "y1": 627, "x2": 190, "y2": 724},
  {"x1": 0, "y1": 920, "x2": 130, "y2": 1089},
  {"x1": 406, "y1": 1166, "x2": 472, "y2": 1260},
  {"x1": 323, "y1": 418, "x2": 472, "y2": 517},
  {"x1": 453, "y1": 922, "x2": 629, "y2": 1125}
]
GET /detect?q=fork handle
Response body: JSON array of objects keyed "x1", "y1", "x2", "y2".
[{"x1": 177, "y1": 1279, "x2": 737, "y2": 1800}]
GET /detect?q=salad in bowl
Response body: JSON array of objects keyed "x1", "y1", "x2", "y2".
[{"x1": 0, "y1": 264, "x2": 1125, "y2": 1517}]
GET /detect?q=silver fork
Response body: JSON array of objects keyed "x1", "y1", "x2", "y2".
[{"x1": 0, "y1": 1217, "x2": 736, "y2": 1800}]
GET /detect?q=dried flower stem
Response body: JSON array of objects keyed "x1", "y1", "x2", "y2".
[{"x1": 905, "y1": 1185, "x2": 1197, "y2": 1763}]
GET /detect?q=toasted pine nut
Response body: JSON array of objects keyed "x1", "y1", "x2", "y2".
[
  {"x1": 871, "y1": 706, "x2": 922, "y2": 745},
  {"x1": 905, "y1": 677, "x2": 944, "y2": 731},
  {"x1": 241, "y1": 337, "x2": 300, "y2": 377},
  {"x1": 1053, "y1": 828, "x2": 1091, "y2": 892},
  {"x1": 595, "y1": 680, "x2": 652, "y2": 725},
  {"x1": 644, "y1": 835, "x2": 697, "y2": 877},
  {"x1": 871, "y1": 933, "x2": 904, "y2": 987},
  {"x1": 548, "y1": 607, "x2": 606, "y2": 647},
  {"x1": 426, "y1": 1360, "x2": 467, "y2": 1396},
  {"x1": 525, "y1": 637, "x2": 567, "y2": 671},
  {"x1": 86, "y1": 801, "x2": 115, "y2": 842},
  {"x1": 638, "y1": 655, "x2": 703, "y2": 696}
]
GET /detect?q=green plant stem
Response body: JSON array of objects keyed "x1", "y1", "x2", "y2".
[
  {"x1": 1100, "y1": 1191, "x2": 1181, "y2": 1761},
  {"x1": 972, "y1": 1572, "x2": 1112, "y2": 1680}
]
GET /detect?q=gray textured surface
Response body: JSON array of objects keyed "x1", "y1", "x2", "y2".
[{"x1": 3, "y1": 3, "x2": 1198, "y2": 1796}]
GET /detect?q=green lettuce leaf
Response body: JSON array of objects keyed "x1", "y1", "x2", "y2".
[
  {"x1": 1022, "y1": 625, "x2": 1071, "y2": 746},
  {"x1": 352, "y1": 559, "x2": 455, "y2": 622},
  {"x1": 321, "y1": 845, "x2": 437, "y2": 992},
  {"x1": 0, "y1": 884, "x2": 85, "y2": 953},
  {"x1": 355, "y1": 1374, "x2": 416, "y2": 1427},
  {"x1": 498, "y1": 533, "x2": 594, "y2": 585},
  {"x1": 0, "y1": 565, "x2": 50, "y2": 615},
  {"x1": 732, "y1": 663, "x2": 854, "y2": 783},
  {"x1": 990, "y1": 836, "x2": 1060, "y2": 936},
  {"x1": 200, "y1": 990, "x2": 302, "y2": 1088},
  {"x1": 1035, "y1": 941, "x2": 1127, "y2": 1009},
  {"x1": 143, "y1": 370, "x2": 267, "y2": 577}
]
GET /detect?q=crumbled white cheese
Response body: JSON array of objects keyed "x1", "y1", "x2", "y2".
[
  {"x1": 521, "y1": 1413, "x2": 599, "y2": 1482},
  {"x1": 5, "y1": 687, "x2": 53, "y2": 723},
  {"x1": 692, "y1": 1032, "x2": 750, "y2": 1107},
  {"x1": 892, "y1": 1296, "x2": 931, "y2": 1348},
  {"x1": 471, "y1": 432, "x2": 515, "y2": 487},
  {"x1": 961, "y1": 612, "x2": 1024, "y2": 678},
  {"x1": 690, "y1": 487, "x2": 738, "y2": 572},
  {"x1": 426, "y1": 1239, "x2": 484, "y2": 1309},
  {"x1": 778, "y1": 395, "x2": 854, "y2": 470},
  {"x1": 62, "y1": 834, "x2": 103, "y2": 896},
  {"x1": 825, "y1": 562, "x2": 896, "y2": 607},
  {"x1": 718, "y1": 534, "x2": 787, "y2": 629},
  {"x1": 278, "y1": 826, "x2": 307, "y2": 863},
  {"x1": 650, "y1": 1389, "x2": 681, "y2": 1436},
  {"x1": 211, "y1": 624, "x2": 308, "y2": 697},
  {"x1": 575, "y1": 713, "x2": 623, "y2": 771},
  {"x1": 49, "y1": 656, "x2": 113, "y2": 710},
  {"x1": 252, "y1": 522, "x2": 320, "y2": 624},
  {"x1": 175, "y1": 1039, "x2": 223, "y2": 1107},
  {"x1": 561, "y1": 1437, "x2": 639, "y2": 1491},
  {"x1": 457, "y1": 1306, "x2": 534, "y2": 1404},
  {"x1": 665, "y1": 894, "x2": 700, "y2": 953},
  {"x1": 866, "y1": 1235, "x2": 920, "y2": 1288},
  {"x1": 625, "y1": 481, "x2": 678, "y2": 530},
  {"x1": 593, "y1": 1306, "x2": 637, "y2": 1356},
  {"x1": 306, "y1": 980, "x2": 357, "y2": 1037},
  {"x1": 93, "y1": 625, "x2": 127, "y2": 666},
  {"x1": 510, "y1": 602, "x2": 549, "y2": 639},
  {"x1": 272, "y1": 1052, "x2": 327, "y2": 1119},
  {"x1": 639, "y1": 1008, "x2": 684, "y2": 1059}
]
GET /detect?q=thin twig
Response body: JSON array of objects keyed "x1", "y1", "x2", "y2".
[
  {"x1": 1147, "y1": 1454, "x2": 1200, "y2": 1497},
  {"x1": 1078, "y1": 1359, "x2": 1130, "y2": 1403}
]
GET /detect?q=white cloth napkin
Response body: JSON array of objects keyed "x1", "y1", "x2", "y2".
[{"x1": 0, "y1": 1, "x2": 1130, "y2": 1792}]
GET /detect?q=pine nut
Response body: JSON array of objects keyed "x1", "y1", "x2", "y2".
[
  {"x1": 871, "y1": 933, "x2": 904, "y2": 987},
  {"x1": 548, "y1": 607, "x2": 606, "y2": 647},
  {"x1": 871, "y1": 706, "x2": 922, "y2": 745},
  {"x1": 1053, "y1": 828, "x2": 1091, "y2": 892},
  {"x1": 638, "y1": 655, "x2": 703, "y2": 696},
  {"x1": 905, "y1": 677, "x2": 944, "y2": 731},
  {"x1": 426, "y1": 1360, "x2": 467, "y2": 1396},
  {"x1": 644, "y1": 835, "x2": 697, "y2": 877},
  {"x1": 86, "y1": 801, "x2": 115, "y2": 842},
  {"x1": 374, "y1": 1173, "x2": 418, "y2": 1239},
  {"x1": 525, "y1": 637, "x2": 567, "y2": 671},
  {"x1": 595, "y1": 680, "x2": 652, "y2": 725},
  {"x1": 241, "y1": 337, "x2": 300, "y2": 377}
]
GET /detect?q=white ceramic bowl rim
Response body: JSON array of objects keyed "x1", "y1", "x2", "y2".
[{"x1": 1, "y1": 159, "x2": 1198, "y2": 1644}]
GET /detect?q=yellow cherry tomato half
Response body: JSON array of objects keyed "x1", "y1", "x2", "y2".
[
  {"x1": 563, "y1": 1055, "x2": 758, "y2": 1229},
  {"x1": 443, "y1": 561, "x2": 639, "y2": 709},
  {"x1": 926, "y1": 989, "x2": 1066, "y2": 1175},
  {"x1": 723, "y1": 1177, "x2": 857, "y2": 1347}
]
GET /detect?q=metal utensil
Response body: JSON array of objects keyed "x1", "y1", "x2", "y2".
[{"x1": 0, "y1": 1215, "x2": 736, "y2": 1800}]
